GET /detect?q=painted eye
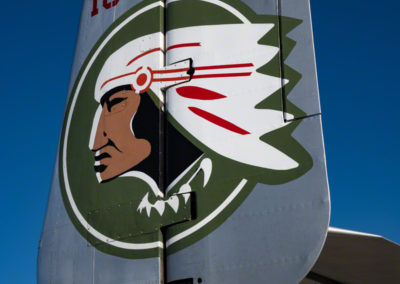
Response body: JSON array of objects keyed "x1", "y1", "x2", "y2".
[{"x1": 108, "y1": 97, "x2": 127, "y2": 112}]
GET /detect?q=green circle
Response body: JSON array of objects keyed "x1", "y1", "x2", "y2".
[{"x1": 59, "y1": 0, "x2": 312, "y2": 259}]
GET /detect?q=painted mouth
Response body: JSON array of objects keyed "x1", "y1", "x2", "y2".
[
  {"x1": 94, "y1": 164, "x2": 107, "y2": 173},
  {"x1": 95, "y1": 152, "x2": 111, "y2": 161},
  {"x1": 94, "y1": 153, "x2": 111, "y2": 173}
]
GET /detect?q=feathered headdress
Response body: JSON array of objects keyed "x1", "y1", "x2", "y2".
[{"x1": 95, "y1": 23, "x2": 299, "y2": 171}]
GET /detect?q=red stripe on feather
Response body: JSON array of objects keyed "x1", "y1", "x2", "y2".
[
  {"x1": 188, "y1": 107, "x2": 250, "y2": 135},
  {"x1": 177, "y1": 86, "x2": 226, "y2": 100}
]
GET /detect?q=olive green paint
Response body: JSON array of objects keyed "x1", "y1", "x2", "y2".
[{"x1": 59, "y1": 0, "x2": 312, "y2": 259}]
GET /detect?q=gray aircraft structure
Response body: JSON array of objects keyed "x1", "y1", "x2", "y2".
[{"x1": 38, "y1": 1, "x2": 331, "y2": 283}]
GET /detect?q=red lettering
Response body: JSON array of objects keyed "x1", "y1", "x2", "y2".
[
  {"x1": 103, "y1": 0, "x2": 112, "y2": 9},
  {"x1": 91, "y1": 0, "x2": 99, "y2": 17},
  {"x1": 92, "y1": 0, "x2": 119, "y2": 16}
]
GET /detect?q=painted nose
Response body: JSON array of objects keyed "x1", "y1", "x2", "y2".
[{"x1": 91, "y1": 110, "x2": 108, "y2": 151}]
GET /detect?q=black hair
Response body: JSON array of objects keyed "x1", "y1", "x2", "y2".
[{"x1": 130, "y1": 89, "x2": 160, "y2": 183}]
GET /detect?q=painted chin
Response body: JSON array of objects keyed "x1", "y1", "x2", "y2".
[
  {"x1": 93, "y1": 151, "x2": 112, "y2": 182},
  {"x1": 93, "y1": 160, "x2": 108, "y2": 183},
  {"x1": 94, "y1": 152, "x2": 126, "y2": 182},
  {"x1": 92, "y1": 140, "x2": 151, "y2": 183},
  {"x1": 98, "y1": 168, "x2": 113, "y2": 183},
  {"x1": 97, "y1": 162, "x2": 125, "y2": 183}
]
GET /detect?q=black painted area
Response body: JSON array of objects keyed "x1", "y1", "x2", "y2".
[{"x1": 167, "y1": 278, "x2": 194, "y2": 284}]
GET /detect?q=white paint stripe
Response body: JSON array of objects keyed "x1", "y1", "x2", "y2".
[
  {"x1": 166, "y1": 155, "x2": 203, "y2": 193},
  {"x1": 201, "y1": 0, "x2": 250, "y2": 24},
  {"x1": 88, "y1": 106, "x2": 102, "y2": 149},
  {"x1": 166, "y1": 179, "x2": 248, "y2": 247},
  {"x1": 63, "y1": 1, "x2": 165, "y2": 251}
]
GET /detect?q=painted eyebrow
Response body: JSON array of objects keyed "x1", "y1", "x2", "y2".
[
  {"x1": 106, "y1": 96, "x2": 127, "y2": 111},
  {"x1": 100, "y1": 85, "x2": 132, "y2": 107}
]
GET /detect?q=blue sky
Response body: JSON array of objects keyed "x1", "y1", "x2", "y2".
[{"x1": 0, "y1": 1, "x2": 399, "y2": 283}]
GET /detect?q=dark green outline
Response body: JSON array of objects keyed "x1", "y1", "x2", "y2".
[{"x1": 59, "y1": 0, "x2": 313, "y2": 259}]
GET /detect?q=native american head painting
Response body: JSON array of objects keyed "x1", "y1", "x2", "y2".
[{"x1": 59, "y1": 0, "x2": 312, "y2": 258}]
